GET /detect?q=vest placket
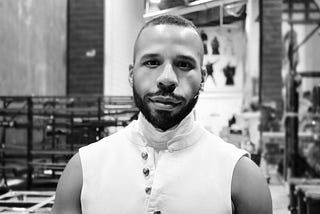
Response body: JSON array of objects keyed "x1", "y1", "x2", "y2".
[{"x1": 142, "y1": 146, "x2": 167, "y2": 214}]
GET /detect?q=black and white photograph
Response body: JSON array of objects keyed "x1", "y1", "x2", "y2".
[{"x1": 1, "y1": 0, "x2": 320, "y2": 214}]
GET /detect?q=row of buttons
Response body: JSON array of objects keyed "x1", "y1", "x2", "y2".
[
  {"x1": 142, "y1": 151, "x2": 152, "y2": 195},
  {"x1": 141, "y1": 151, "x2": 161, "y2": 214}
]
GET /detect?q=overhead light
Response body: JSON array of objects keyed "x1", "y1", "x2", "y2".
[
  {"x1": 150, "y1": 0, "x2": 161, "y2": 4},
  {"x1": 144, "y1": 0, "x2": 247, "y2": 19},
  {"x1": 224, "y1": 2, "x2": 246, "y2": 17}
]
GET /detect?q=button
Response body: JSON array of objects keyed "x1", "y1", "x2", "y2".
[
  {"x1": 143, "y1": 168, "x2": 150, "y2": 176},
  {"x1": 145, "y1": 187, "x2": 152, "y2": 195},
  {"x1": 153, "y1": 211, "x2": 161, "y2": 214},
  {"x1": 141, "y1": 152, "x2": 148, "y2": 160}
]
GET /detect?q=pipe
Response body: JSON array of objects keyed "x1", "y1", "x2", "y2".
[{"x1": 143, "y1": 0, "x2": 247, "y2": 19}]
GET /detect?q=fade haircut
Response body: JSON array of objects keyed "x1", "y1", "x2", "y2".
[
  {"x1": 133, "y1": 15, "x2": 202, "y2": 63},
  {"x1": 137, "y1": 15, "x2": 200, "y2": 39}
]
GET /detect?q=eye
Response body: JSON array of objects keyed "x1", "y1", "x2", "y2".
[
  {"x1": 175, "y1": 61, "x2": 194, "y2": 71},
  {"x1": 143, "y1": 60, "x2": 160, "y2": 68}
]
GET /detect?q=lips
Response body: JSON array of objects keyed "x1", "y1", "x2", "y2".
[
  {"x1": 149, "y1": 96, "x2": 182, "y2": 105},
  {"x1": 148, "y1": 96, "x2": 183, "y2": 110}
]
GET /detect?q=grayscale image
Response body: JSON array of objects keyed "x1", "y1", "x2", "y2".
[{"x1": 1, "y1": 0, "x2": 320, "y2": 214}]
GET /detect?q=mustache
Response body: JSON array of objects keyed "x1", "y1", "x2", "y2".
[{"x1": 144, "y1": 91, "x2": 186, "y2": 102}]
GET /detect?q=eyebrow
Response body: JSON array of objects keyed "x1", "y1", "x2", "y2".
[{"x1": 139, "y1": 53, "x2": 160, "y2": 61}]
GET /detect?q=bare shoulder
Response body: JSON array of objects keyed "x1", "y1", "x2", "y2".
[
  {"x1": 51, "y1": 153, "x2": 83, "y2": 214},
  {"x1": 231, "y1": 156, "x2": 272, "y2": 214}
]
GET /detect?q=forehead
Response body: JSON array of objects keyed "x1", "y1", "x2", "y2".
[{"x1": 134, "y1": 24, "x2": 203, "y2": 62}]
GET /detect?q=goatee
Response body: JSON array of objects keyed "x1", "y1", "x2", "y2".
[{"x1": 133, "y1": 85, "x2": 199, "y2": 131}]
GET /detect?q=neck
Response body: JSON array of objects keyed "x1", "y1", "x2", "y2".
[{"x1": 137, "y1": 111, "x2": 195, "y2": 150}]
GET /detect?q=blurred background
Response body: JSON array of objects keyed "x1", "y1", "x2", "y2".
[{"x1": 0, "y1": 0, "x2": 320, "y2": 213}]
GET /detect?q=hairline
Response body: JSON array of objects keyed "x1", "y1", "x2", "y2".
[{"x1": 133, "y1": 16, "x2": 203, "y2": 64}]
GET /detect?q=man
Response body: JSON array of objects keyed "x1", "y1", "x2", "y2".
[{"x1": 52, "y1": 15, "x2": 272, "y2": 214}]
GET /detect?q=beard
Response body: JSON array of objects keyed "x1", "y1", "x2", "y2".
[{"x1": 133, "y1": 84, "x2": 200, "y2": 131}]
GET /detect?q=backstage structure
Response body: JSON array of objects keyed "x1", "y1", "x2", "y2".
[{"x1": 0, "y1": 0, "x2": 319, "y2": 213}]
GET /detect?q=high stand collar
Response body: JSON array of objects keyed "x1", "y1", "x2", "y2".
[{"x1": 129, "y1": 111, "x2": 204, "y2": 152}]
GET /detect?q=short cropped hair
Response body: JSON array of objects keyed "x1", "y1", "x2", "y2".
[
  {"x1": 133, "y1": 15, "x2": 202, "y2": 63},
  {"x1": 137, "y1": 15, "x2": 200, "y2": 39}
]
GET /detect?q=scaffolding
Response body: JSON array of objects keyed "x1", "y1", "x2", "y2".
[
  {"x1": 283, "y1": 0, "x2": 320, "y2": 178},
  {"x1": 0, "y1": 96, "x2": 138, "y2": 190}
]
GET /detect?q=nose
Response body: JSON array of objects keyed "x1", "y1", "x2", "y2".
[{"x1": 156, "y1": 63, "x2": 178, "y2": 93}]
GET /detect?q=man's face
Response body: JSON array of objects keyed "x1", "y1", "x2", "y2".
[{"x1": 130, "y1": 24, "x2": 204, "y2": 131}]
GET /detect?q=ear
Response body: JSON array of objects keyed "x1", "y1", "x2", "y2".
[
  {"x1": 201, "y1": 67, "x2": 207, "y2": 83},
  {"x1": 200, "y1": 67, "x2": 207, "y2": 91},
  {"x1": 128, "y1": 64, "x2": 134, "y2": 88}
]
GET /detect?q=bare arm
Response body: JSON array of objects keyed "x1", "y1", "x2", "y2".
[
  {"x1": 51, "y1": 153, "x2": 83, "y2": 214},
  {"x1": 231, "y1": 156, "x2": 272, "y2": 214}
]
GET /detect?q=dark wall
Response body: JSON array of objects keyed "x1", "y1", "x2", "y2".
[
  {"x1": 67, "y1": 0, "x2": 104, "y2": 95},
  {"x1": 0, "y1": 0, "x2": 67, "y2": 96},
  {"x1": 260, "y1": 0, "x2": 283, "y2": 107}
]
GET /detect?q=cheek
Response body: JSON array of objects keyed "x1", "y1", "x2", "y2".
[
  {"x1": 178, "y1": 74, "x2": 201, "y2": 98},
  {"x1": 133, "y1": 70, "x2": 157, "y2": 95}
]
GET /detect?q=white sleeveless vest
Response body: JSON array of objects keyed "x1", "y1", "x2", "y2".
[{"x1": 79, "y1": 116, "x2": 247, "y2": 214}]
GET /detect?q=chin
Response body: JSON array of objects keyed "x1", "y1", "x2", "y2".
[
  {"x1": 132, "y1": 85, "x2": 199, "y2": 131},
  {"x1": 153, "y1": 109, "x2": 182, "y2": 122},
  {"x1": 143, "y1": 100, "x2": 194, "y2": 131}
]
